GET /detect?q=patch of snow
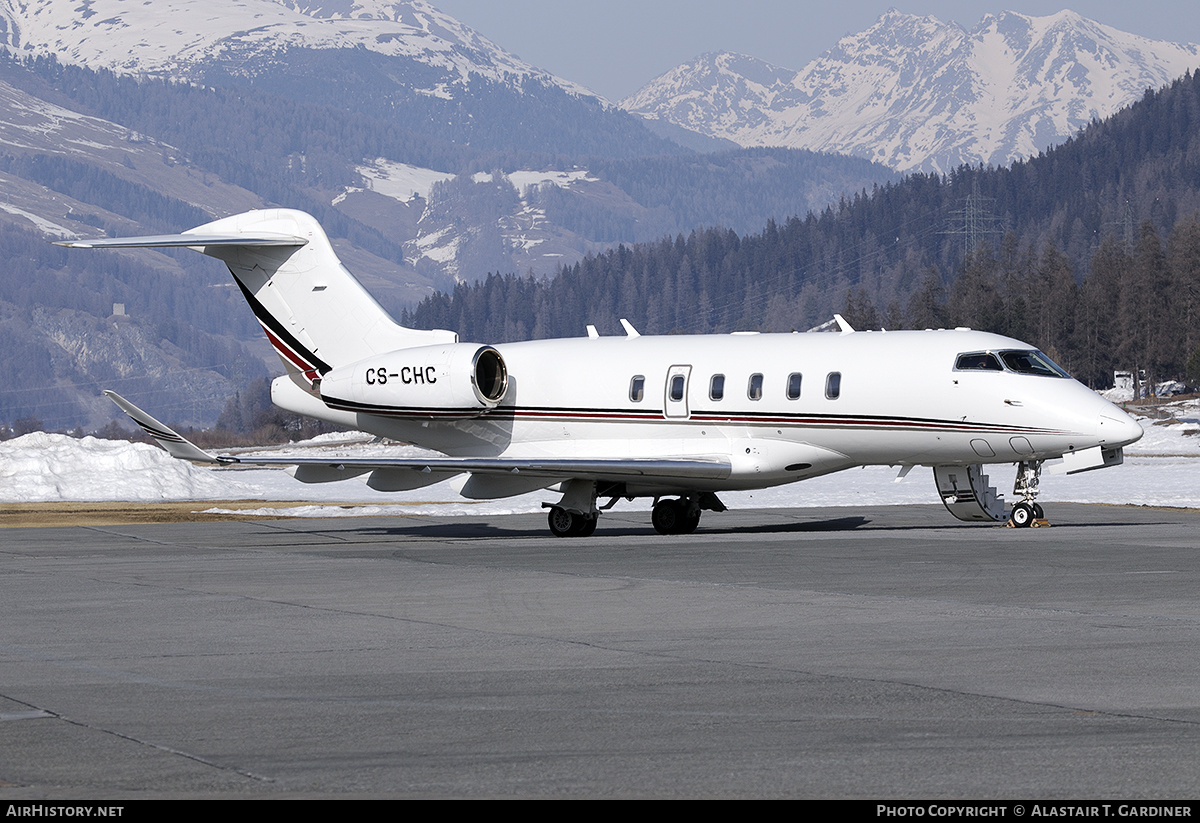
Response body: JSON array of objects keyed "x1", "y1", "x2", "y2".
[
  {"x1": 0, "y1": 433, "x2": 256, "y2": 502},
  {"x1": 409, "y1": 225, "x2": 461, "y2": 264},
  {"x1": 354, "y1": 159, "x2": 453, "y2": 203},
  {"x1": 507, "y1": 169, "x2": 597, "y2": 196},
  {"x1": 331, "y1": 187, "x2": 362, "y2": 206},
  {"x1": 0, "y1": 204, "x2": 78, "y2": 238}
]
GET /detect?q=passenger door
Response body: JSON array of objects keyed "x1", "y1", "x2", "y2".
[{"x1": 664, "y1": 365, "x2": 692, "y2": 419}]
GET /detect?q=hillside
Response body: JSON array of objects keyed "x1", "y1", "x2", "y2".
[
  {"x1": 0, "y1": 47, "x2": 890, "y2": 430},
  {"x1": 408, "y1": 70, "x2": 1200, "y2": 391}
]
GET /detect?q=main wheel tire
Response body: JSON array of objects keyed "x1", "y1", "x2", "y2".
[
  {"x1": 1032, "y1": 503, "x2": 1045, "y2": 520},
  {"x1": 652, "y1": 499, "x2": 682, "y2": 535},
  {"x1": 548, "y1": 507, "x2": 597, "y2": 537},
  {"x1": 1010, "y1": 502, "x2": 1034, "y2": 528},
  {"x1": 680, "y1": 510, "x2": 701, "y2": 534},
  {"x1": 548, "y1": 506, "x2": 577, "y2": 537}
]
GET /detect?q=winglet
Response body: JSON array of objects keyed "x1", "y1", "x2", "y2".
[{"x1": 102, "y1": 390, "x2": 221, "y2": 463}]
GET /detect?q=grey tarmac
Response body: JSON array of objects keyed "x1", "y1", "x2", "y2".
[{"x1": 1, "y1": 503, "x2": 1199, "y2": 798}]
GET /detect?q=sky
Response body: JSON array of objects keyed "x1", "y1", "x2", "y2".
[{"x1": 432, "y1": 1, "x2": 1200, "y2": 101}]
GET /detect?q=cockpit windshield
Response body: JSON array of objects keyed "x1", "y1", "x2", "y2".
[
  {"x1": 955, "y1": 349, "x2": 1070, "y2": 378},
  {"x1": 954, "y1": 352, "x2": 1003, "y2": 371},
  {"x1": 999, "y1": 350, "x2": 1070, "y2": 377}
]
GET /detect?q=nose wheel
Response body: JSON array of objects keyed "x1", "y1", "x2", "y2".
[
  {"x1": 1009, "y1": 462, "x2": 1047, "y2": 528},
  {"x1": 1008, "y1": 502, "x2": 1045, "y2": 528}
]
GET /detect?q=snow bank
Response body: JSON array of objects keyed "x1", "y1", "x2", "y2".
[{"x1": 2, "y1": 432, "x2": 259, "y2": 502}]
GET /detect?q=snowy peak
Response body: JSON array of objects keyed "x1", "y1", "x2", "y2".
[
  {"x1": 0, "y1": 0, "x2": 591, "y2": 95},
  {"x1": 623, "y1": 8, "x2": 1200, "y2": 173}
]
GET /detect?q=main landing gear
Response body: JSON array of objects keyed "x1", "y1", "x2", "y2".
[
  {"x1": 543, "y1": 478, "x2": 602, "y2": 538},
  {"x1": 1008, "y1": 460, "x2": 1047, "y2": 528},
  {"x1": 542, "y1": 480, "x2": 726, "y2": 537},
  {"x1": 651, "y1": 493, "x2": 725, "y2": 535},
  {"x1": 651, "y1": 497, "x2": 701, "y2": 535},
  {"x1": 546, "y1": 506, "x2": 597, "y2": 537}
]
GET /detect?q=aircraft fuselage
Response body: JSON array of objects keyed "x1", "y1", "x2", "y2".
[{"x1": 304, "y1": 328, "x2": 1140, "y2": 499}]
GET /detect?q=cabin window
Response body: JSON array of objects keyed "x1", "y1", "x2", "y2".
[
  {"x1": 825, "y1": 372, "x2": 841, "y2": 399},
  {"x1": 669, "y1": 374, "x2": 686, "y2": 402},
  {"x1": 748, "y1": 373, "x2": 763, "y2": 401},
  {"x1": 955, "y1": 352, "x2": 1003, "y2": 371},
  {"x1": 630, "y1": 375, "x2": 645, "y2": 402},
  {"x1": 786, "y1": 372, "x2": 803, "y2": 400},
  {"x1": 710, "y1": 374, "x2": 725, "y2": 401}
]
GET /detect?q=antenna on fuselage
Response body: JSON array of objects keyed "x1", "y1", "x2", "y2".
[{"x1": 619, "y1": 318, "x2": 641, "y2": 338}]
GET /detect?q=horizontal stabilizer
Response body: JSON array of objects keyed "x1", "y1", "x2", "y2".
[
  {"x1": 56, "y1": 233, "x2": 307, "y2": 250},
  {"x1": 102, "y1": 391, "x2": 220, "y2": 464}
]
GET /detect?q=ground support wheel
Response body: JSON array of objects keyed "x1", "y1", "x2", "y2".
[
  {"x1": 548, "y1": 507, "x2": 596, "y2": 537},
  {"x1": 1010, "y1": 502, "x2": 1034, "y2": 528}
]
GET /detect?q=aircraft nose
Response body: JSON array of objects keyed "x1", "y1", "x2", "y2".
[{"x1": 1098, "y1": 410, "x2": 1143, "y2": 447}]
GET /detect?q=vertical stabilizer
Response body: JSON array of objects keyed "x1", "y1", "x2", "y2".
[
  {"x1": 195, "y1": 210, "x2": 456, "y2": 383},
  {"x1": 59, "y1": 209, "x2": 456, "y2": 387}
]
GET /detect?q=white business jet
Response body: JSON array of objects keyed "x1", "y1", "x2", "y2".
[{"x1": 60, "y1": 209, "x2": 1143, "y2": 536}]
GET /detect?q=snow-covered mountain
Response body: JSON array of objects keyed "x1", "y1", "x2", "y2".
[
  {"x1": 622, "y1": 9, "x2": 1200, "y2": 173},
  {"x1": 0, "y1": 0, "x2": 591, "y2": 97}
]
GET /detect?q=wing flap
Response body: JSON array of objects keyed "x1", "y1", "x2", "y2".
[{"x1": 223, "y1": 454, "x2": 732, "y2": 483}]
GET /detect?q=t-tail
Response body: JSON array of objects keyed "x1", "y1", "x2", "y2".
[{"x1": 58, "y1": 209, "x2": 457, "y2": 390}]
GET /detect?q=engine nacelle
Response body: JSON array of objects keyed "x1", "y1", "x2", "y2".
[{"x1": 318, "y1": 343, "x2": 507, "y2": 419}]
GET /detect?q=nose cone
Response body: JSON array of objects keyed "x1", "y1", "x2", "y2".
[{"x1": 1098, "y1": 409, "x2": 1143, "y2": 448}]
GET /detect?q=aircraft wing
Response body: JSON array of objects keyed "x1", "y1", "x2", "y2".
[
  {"x1": 215, "y1": 454, "x2": 731, "y2": 482},
  {"x1": 103, "y1": 391, "x2": 731, "y2": 483}
]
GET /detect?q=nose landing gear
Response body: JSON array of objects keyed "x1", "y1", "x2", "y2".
[{"x1": 1008, "y1": 460, "x2": 1048, "y2": 528}]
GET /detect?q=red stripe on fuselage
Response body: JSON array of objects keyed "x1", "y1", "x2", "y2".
[{"x1": 261, "y1": 323, "x2": 317, "y2": 377}]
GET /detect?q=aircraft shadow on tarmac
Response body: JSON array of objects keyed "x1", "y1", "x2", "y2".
[
  {"x1": 278, "y1": 505, "x2": 1176, "y2": 542},
  {"x1": 315, "y1": 514, "x2": 874, "y2": 540}
]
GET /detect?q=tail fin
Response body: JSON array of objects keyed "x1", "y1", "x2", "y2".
[{"x1": 60, "y1": 209, "x2": 455, "y2": 386}]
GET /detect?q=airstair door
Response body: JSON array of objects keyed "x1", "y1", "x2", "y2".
[{"x1": 664, "y1": 365, "x2": 692, "y2": 419}]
